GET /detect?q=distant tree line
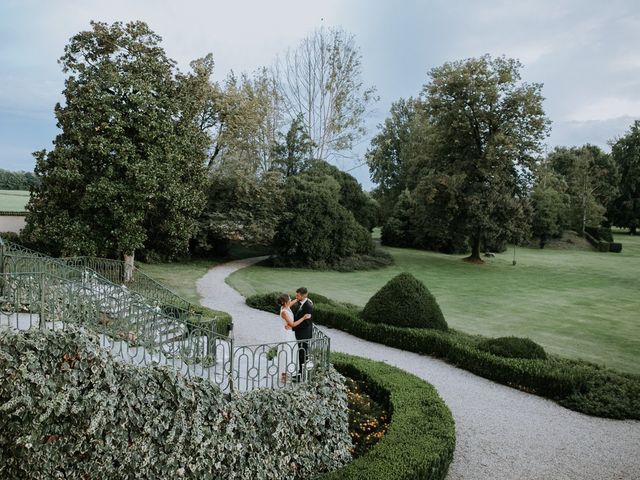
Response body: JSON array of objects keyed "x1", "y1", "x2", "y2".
[
  {"x1": 22, "y1": 21, "x2": 379, "y2": 269},
  {"x1": 367, "y1": 56, "x2": 640, "y2": 259},
  {"x1": 21, "y1": 20, "x2": 640, "y2": 269},
  {"x1": 0, "y1": 169, "x2": 39, "y2": 190}
]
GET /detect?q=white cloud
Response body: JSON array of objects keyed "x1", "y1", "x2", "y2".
[{"x1": 567, "y1": 97, "x2": 640, "y2": 122}]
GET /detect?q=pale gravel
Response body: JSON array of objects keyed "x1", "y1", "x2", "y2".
[{"x1": 197, "y1": 257, "x2": 640, "y2": 480}]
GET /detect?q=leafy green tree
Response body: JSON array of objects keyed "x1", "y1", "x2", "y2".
[
  {"x1": 273, "y1": 174, "x2": 373, "y2": 266},
  {"x1": 194, "y1": 170, "x2": 285, "y2": 255},
  {"x1": 24, "y1": 21, "x2": 209, "y2": 262},
  {"x1": 304, "y1": 160, "x2": 379, "y2": 230},
  {"x1": 530, "y1": 164, "x2": 570, "y2": 248},
  {"x1": 271, "y1": 115, "x2": 314, "y2": 177},
  {"x1": 366, "y1": 98, "x2": 417, "y2": 219},
  {"x1": 407, "y1": 55, "x2": 549, "y2": 261},
  {"x1": 609, "y1": 121, "x2": 640, "y2": 235},
  {"x1": 548, "y1": 145, "x2": 618, "y2": 236},
  {"x1": 381, "y1": 189, "x2": 417, "y2": 247},
  {"x1": 274, "y1": 26, "x2": 378, "y2": 162},
  {"x1": 0, "y1": 170, "x2": 39, "y2": 190}
]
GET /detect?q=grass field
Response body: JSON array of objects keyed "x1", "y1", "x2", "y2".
[
  {"x1": 0, "y1": 190, "x2": 30, "y2": 212},
  {"x1": 139, "y1": 259, "x2": 220, "y2": 304},
  {"x1": 227, "y1": 233, "x2": 640, "y2": 375},
  {"x1": 138, "y1": 244, "x2": 271, "y2": 304}
]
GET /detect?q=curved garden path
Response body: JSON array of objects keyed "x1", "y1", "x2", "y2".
[{"x1": 197, "y1": 257, "x2": 640, "y2": 480}]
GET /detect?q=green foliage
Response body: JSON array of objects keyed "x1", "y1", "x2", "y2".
[
  {"x1": 362, "y1": 273, "x2": 447, "y2": 330},
  {"x1": 271, "y1": 114, "x2": 314, "y2": 177},
  {"x1": 320, "y1": 353, "x2": 455, "y2": 480},
  {"x1": 275, "y1": 26, "x2": 378, "y2": 161},
  {"x1": 366, "y1": 98, "x2": 417, "y2": 221},
  {"x1": 0, "y1": 170, "x2": 39, "y2": 190},
  {"x1": 548, "y1": 145, "x2": 619, "y2": 235},
  {"x1": 477, "y1": 336, "x2": 547, "y2": 360},
  {"x1": 246, "y1": 293, "x2": 640, "y2": 419},
  {"x1": 609, "y1": 120, "x2": 640, "y2": 235},
  {"x1": 0, "y1": 327, "x2": 352, "y2": 479},
  {"x1": 531, "y1": 164, "x2": 570, "y2": 248},
  {"x1": 381, "y1": 189, "x2": 417, "y2": 248},
  {"x1": 194, "y1": 170, "x2": 285, "y2": 256},
  {"x1": 24, "y1": 21, "x2": 209, "y2": 260},
  {"x1": 374, "y1": 55, "x2": 549, "y2": 261},
  {"x1": 373, "y1": 55, "x2": 549, "y2": 259},
  {"x1": 188, "y1": 303, "x2": 233, "y2": 336},
  {"x1": 305, "y1": 160, "x2": 381, "y2": 230},
  {"x1": 273, "y1": 175, "x2": 374, "y2": 267}
]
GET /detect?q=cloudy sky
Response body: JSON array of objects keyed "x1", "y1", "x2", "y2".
[{"x1": 1, "y1": 0, "x2": 639, "y2": 189}]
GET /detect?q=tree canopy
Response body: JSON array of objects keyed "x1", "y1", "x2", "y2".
[
  {"x1": 24, "y1": 21, "x2": 209, "y2": 259},
  {"x1": 609, "y1": 121, "x2": 640, "y2": 235}
]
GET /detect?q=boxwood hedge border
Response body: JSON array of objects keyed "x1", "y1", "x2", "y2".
[
  {"x1": 320, "y1": 352, "x2": 456, "y2": 480},
  {"x1": 246, "y1": 293, "x2": 640, "y2": 420}
]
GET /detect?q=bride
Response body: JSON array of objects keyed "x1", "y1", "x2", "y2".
[{"x1": 276, "y1": 293, "x2": 310, "y2": 384}]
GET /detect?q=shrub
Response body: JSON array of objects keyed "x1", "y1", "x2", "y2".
[
  {"x1": 361, "y1": 273, "x2": 447, "y2": 330},
  {"x1": 189, "y1": 303, "x2": 232, "y2": 336},
  {"x1": 0, "y1": 327, "x2": 352, "y2": 479},
  {"x1": 320, "y1": 353, "x2": 455, "y2": 480},
  {"x1": 609, "y1": 242, "x2": 623, "y2": 253},
  {"x1": 477, "y1": 336, "x2": 548, "y2": 360},
  {"x1": 273, "y1": 175, "x2": 374, "y2": 267},
  {"x1": 246, "y1": 293, "x2": 640, "y2": 419}
]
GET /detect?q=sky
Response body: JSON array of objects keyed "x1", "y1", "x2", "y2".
[{"x1": 1, "y1": 0, "x2": 639, "y2": 189}]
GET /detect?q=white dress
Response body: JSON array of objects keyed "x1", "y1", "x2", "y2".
[
  {"x1": 278, "y1": 307, "x2": 298, "y2": 381},
  {"x1": 280, "y1": 307, "x2": 297, "y2": 343}
]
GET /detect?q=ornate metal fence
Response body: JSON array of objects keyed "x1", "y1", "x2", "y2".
[{"x1": 0, "y1": 239, "x2": 331, "y2": 393}]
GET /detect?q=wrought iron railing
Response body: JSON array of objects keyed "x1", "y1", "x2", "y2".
[
  {"x1": 0, "y1": 238, "x2": 331, "y2": 392},
  {"x1": 0, "y1": 242, "x2": 205, "y2": 325}
]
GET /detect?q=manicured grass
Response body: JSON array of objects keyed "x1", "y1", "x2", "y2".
[
  {"x1": 227, "y1": 233, "x2": 640, "y2": 375},
  {"x1": 138, "y1": 244, "x2": 270, "y2": 304},
  {"x1": 0, "y1": 190, "x2": 29, "y2": 212},
  {"x1": 139, "y1": 259, "x2": 220, "y2": 304}
]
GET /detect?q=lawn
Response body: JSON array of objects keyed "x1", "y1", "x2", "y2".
[
  {"x1": 227, "y1": 233, "x2": 640, "y2": 375},
  {"x1": 138, "y1": 244, "x2": 271, "y2": 304},
  {"x1": 0, "y1": 190, "x2": 30, "y2": 212},
  {"x1": 139, "y1": 259, "x2": 219, "y2": 304}
]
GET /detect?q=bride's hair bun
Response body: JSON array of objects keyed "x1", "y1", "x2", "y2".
[{"x1": 277, "y1": 293, "x2": 290, "y2": 306}]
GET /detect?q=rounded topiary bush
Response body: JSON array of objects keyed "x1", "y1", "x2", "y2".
[
  {"x1": 477, "y1": 336, "x2": 547, "y2": 360},
  {"x1": 361, "y1": 273, "x2": 447, "y2": 330}
]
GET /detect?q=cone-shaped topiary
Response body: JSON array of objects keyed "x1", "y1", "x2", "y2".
[{"x1": 362, "y1": 273, "x2": 447, "y2": 330}]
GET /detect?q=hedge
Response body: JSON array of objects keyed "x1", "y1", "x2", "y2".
[
  {"x1": 246, "y1": 294, "x2": 640, "y2": 420},
  {"x1": 477, "y1": 336, "x2": 547, "y2": 360},
  {"x1": 0, "y1": 327, "x2": 351, "y2": 479},
  {"x1": 319, "y1": 353, "x2": 456, "y2": 480},
  {"x1": 361, "y1": 273, "x2": 447, "y2": 330}
]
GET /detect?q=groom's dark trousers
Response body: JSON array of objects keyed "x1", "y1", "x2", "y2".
[{"x1": 293, "y1": 300, "x2": 314, "y2": 379}]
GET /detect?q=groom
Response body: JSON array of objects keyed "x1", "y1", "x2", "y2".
[{"x1": 293, "y1": 286, "x2": 313, "y2": 381}]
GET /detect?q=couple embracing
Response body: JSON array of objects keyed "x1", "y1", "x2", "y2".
[{"x1": 276, "y1": 287, "x2": 313, "y2": 383}]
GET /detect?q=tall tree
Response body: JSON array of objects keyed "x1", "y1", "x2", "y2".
[
  {"x1": 548, "y1": 145, "x2": 618, "y2": 236},
  {"x1": 408, "y1": 55, "x2": 549, "y2": 261},
  {"x1": 24, "y1": 21, "x2": 209, "y2": 262},
  {"x1": 366, "y1": 98, "x2": 417, "y2": 219},
  {"x1": 530, "y1": 162, "x2": 570, "y2": 248},
  {"x1": 609, "y1": 121, "x2": 640, "y2": 235},
  {"x1": 274, "y1": 26, "x2": 378, "y2": 163},
  {"x1": 271, "y1": 114, "x2": 314, "y2": 177}
]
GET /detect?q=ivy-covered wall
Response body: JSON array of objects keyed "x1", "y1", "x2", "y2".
[{"x1": 0, "y1": 327, "x2": 351, "y2": 479}]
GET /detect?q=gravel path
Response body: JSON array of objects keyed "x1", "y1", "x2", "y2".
[{"x1": 197, "y1": 257, "x2": 640, "y2": 480}]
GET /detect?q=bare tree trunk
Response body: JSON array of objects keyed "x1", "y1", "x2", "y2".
[{"x1": 124, "y1": 252, "x2": 135, "y2": 283}]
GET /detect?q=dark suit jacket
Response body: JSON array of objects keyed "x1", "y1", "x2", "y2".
[{"x1": 293, "y1": 299, "x2": 313, "y2": 340}]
